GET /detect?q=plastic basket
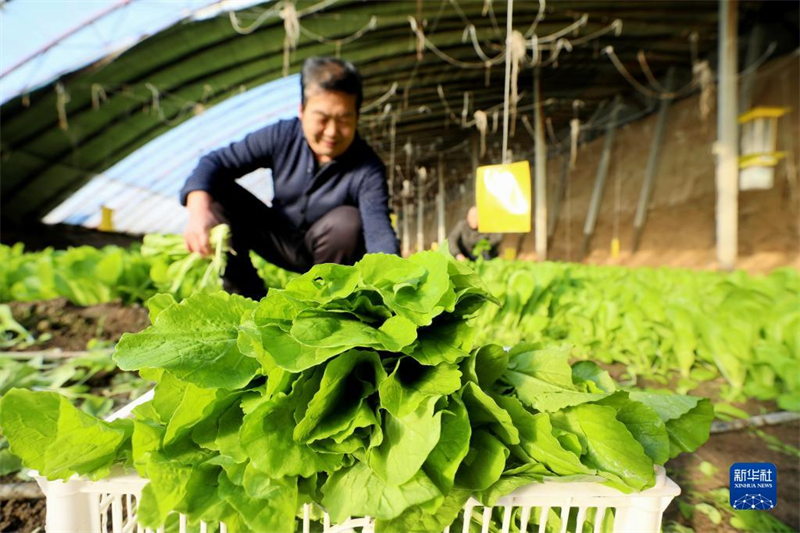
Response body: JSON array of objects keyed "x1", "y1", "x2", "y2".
[{"x1": 33, "y1": 390, "x2": 681, "y2": 533}]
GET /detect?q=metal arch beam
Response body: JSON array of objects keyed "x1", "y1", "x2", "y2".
[{"x1": 4, "y1": 0, "x2": 793, "y2": 230}]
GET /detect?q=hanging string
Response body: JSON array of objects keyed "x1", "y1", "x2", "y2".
[
  {"x1": 529, "y1": 13, "x2": 588, "y2": 42},
  {"x1": 55, "y1": 82, "x2": 70, "y2": 131},
  {"x1": 638, "y1": 50, "x2": 666, "y2": 92},
  {"x1": 461, "y1": 92, "x2": 470, "y2": 126},
  {"x1": 533, "y1": 38, "x2": 572, "y2": 68},
  {"x1": 437, "y1": 84, "x2": 462, "y2": 124},
  {"x1": 545, "y1": 116, "x2": 558, "y2": 145},
  {"x1": 298, "y1": 16, "x2": 377, "y2": 47},
  {"x1": 519, "y1": 114, "x2": 536, "y2": 142},
  {"x1": 228, "y1": 0, "x2": 338, "y2": 35},
  {"x1": 91, "y1": 83, "x2": 107, "y2": 110},
  {"x1": 693, "y1": 60, "x2": 714, "y2": 119},
  {"x1": 228, "y1": 3, "x2": 283, "y2": 35},
  {"x1": 409, "y1": 17, "x2": 503, "y2": 69},
  {"x1": 145, "y1": 83, "x2": 161, "y2": 117},
  {"x1": 484, "y1": 0, "x2": 502, "y2": 39},
  {"x1": 492, "y1": 110, "x2": 499, "y2": 133},
  {"x1": 508, "y1": 30, "x2": 527, "y2": 136},
  {"x1": 569, "y1": 118, "x2": 580, "y2": 169},
  {"x1": 689, "y1": 31, "x2": 699, "y2": 66},
  {"x1": 603, "y1": 46, "x2": 696, "y2": 100},
  {"x1": 530, "y1": 34, "x2": 539, "y2": 66},
  {"x1": 142, "y1": 83, "x2": 200, "y2": 126},
  {"x1": 281, "y1": 2, "x2": 300, "y2": 76},
  {"x1": 463, "y1": 24, "x2": 505, "y2": 64},
  {"x1": 415, "y1": 17, "x2": 425, "y2": 61},
  {"x1": 361, "y1": 82, "x2": 399, "y2": 113},
  {"x1": 568, "y1": 19, "x2": 622, "y2": 46},
  {"x1": 523, "y1": 0, "x2": 546, "y2": 38},
  {"x1": 474, "y1": 110, "x2": 488, "y2": 157}
]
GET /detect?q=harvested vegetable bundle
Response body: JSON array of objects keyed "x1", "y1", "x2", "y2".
[
  {"x1": 0, "y1": 249, "x2": 712, "y2": 532},
  {"x1": 141, "y1": 223, "x2": 231, "y2": 299}
]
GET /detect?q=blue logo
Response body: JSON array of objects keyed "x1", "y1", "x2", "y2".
[{"x1": 730, "y1": 462, "x2": 777, "y2": 510}]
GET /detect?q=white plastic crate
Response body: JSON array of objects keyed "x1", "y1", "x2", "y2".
[{"x1": 33, "y1": 390, "x2": 681, "y2": 533}]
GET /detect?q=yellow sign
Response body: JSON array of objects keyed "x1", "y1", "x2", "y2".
[{"x1": 475, "y1": 161, "x2": 531, "y2": 233}]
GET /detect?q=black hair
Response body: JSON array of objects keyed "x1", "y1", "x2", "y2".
[{"x1": 300, "y1": 57, "x2": 363, "y2": 111}]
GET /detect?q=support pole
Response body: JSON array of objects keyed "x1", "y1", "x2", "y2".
[
  {"x1": 548, "y1": 155, "x2": 570, "y2": 242},
  {"x1": 416, "y1": 167, "x2": 426, "y2": 252},
  {"x1": 533, "y1": 67, "x2": 548, "y2": 261},
  {"x1": 716, "y1": 0, "x2": 739, "y2": 270},
  {"x1": 401, "y1": 180, "x2": 411, "y2": 256},
  {"x1": 471, "y1": 133, "x2": 479, "y2": 206},
  {"x1": 437, "y1": 154, "x2": 446, "y2": 244},
  {"x1": 633, "y1": 68, "x2": 675, "y2": 252},
  {"x1": 580, "y1": 95, "x2": 622, "y2": 259},
  {"x1": 388, "y1": 114, "x2": 397, "y2": 200},
  {"x1": 501, "y1": 0, "x2": 514, "y2": 164}
]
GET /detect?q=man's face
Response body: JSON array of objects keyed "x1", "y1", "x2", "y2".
[
  {"x1": 467, "y1": 207, "x2": 479, "y2": 230},
  {"x1": 299, "y1": 87, "x2": 358, "y2": 163}
]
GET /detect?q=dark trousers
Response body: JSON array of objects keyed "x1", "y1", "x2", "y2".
[{"x1": 211, "y1": 181, "x2": 365, "y2": 299}]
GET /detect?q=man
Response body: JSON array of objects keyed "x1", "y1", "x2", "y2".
[
  {"x1": 448, "y1": 206, "x2": 503, "y2": 261},
  {"x1": 181, "y1": 57, "x2": 399, "y2": 299}
]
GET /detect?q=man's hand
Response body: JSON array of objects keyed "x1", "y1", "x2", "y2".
[
  {"x1": 456, "y1": 253, "x2": 467, "y2": 261},
  {"x1": 184, "y1": 191, "x2": 222, "y2": 256}
]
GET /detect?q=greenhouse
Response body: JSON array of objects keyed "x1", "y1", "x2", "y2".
[{"x1": 0, "y1": 1, "x2": 798, "y2": 532}]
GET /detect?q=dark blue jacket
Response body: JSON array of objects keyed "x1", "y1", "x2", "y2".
[{"x1": 180, "y1": 118, "x2": 399, "y2": 254}]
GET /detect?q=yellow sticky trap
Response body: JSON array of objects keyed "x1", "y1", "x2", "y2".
[
  {"x1": 99, "y1": 206, "x2": 114, "y2": 232},
  {"x1": 390, "y1": 213, "x2": 398, "y2": 231},
  {"x1": 503, "y1": 247, "x2": 517, "y2": 260},
  {"x1": 611, "y1": 238, "x2": 620, "y2": 259},
  {"x1": 476, "y1": 161, "x2": 531, "y2": 233}
]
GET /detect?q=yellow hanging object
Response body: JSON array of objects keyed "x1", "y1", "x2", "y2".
[
  {"x1": 503, "y1": 247, "x2": 517, "y2": 260},
  {"x1": 430, "y1": 242, "x2": 440, "y2": 251},
  {"x1": 390, "y1": 213, "x2": 398, "y2": 231},
  {"x1": 611, "y1": 237, "x2": 620, "y2": 259},
  {"x1": 475, "y1": 160, "x2": 532, "y2": 233},
  {"x1": 737, "y1": 106, "x2": 791, "y2": 190},
  {"x1": 99, "y1": 206, "x2": 114, "y2": 232}
]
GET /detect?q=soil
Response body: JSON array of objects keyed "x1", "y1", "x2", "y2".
[
  {"x1": 0, "y1": 498, "x2": 45, "y2": 533},
  {"x1": 665, "y1": 421, "x2": 800, "y2": 533},
  {"x1": 6, "y1": 298, "x2": 150, "y2": 352},
  {"x1": 1, "y1": 298, "x2": 150, "y2": 533},
  {"x1": 520, "y1": 188, "x2": 800, "y2": 274}
]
